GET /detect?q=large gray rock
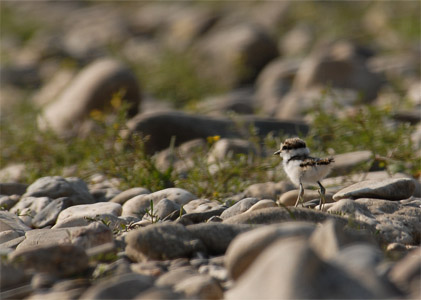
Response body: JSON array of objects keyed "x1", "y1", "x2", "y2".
[
  {"x1": 225, "y1": 222, "x2": 316, "y2": 280},
  {"x1": 186, "y1": 223, "x2": 252, "y2": 255},
  {"x1": 126, "y1": 111, "x2": 308, "y2": 154},
  {"x1": 223, "y1": 207, "x2": 359, "y2": 228},
  {"x1": 126, "y1": 223, "x2": 206, "y2": 261},
  {"x1": 225, "y1": 237, "x2": 391, "y2": 299},
  {"x1": 292, "y1": 40, "x2": 383, "y2": 102},
  {"x1": 328, "y1": 198, "x2": 421, "y2": 244},
  {"x1": 309, "y1": 219, "x2": 376, "y2": 261},
  {"x1": 122, "y1": 188, "x2": 196, "y2": 217},
  {"x1": 196, "y1": 23, "x2": 278, "y2": 87},
  {"x1": 16, "y1": 222, "x2": 113, "y2": 251},
  {"x1": 10, "y1": 197, "x2": 52, "y2": 227},
  {"x1": 9, "y1": 244, "x2": 89, "y2": 276},
  {"x1": 32, "y1": 197, "x2": 75, "y2": 228},
  {"x1": 142, "y1": 198, "x2": 183, "y2": 222},
  {"x1": 255, "y1": 58, "x2": 301, "y2": 116},
  {"x1": 53, "y1": 202, "x2": 122, "y2": 228},
  {"x1": 389, "y1": 248, "x2": 421, "y2": 298},
  {"x1": 23, "y1": 176, "x2": 94, "y2": 204},
  {"x1": 80, "y1": 273, "x2": 154, "y2": 300},
  {"x1": 333, "y1": 178, "x2": 416, "y2": 201},
  {"x1": 38, "y1": 59, "x2": 141, "y2": 137}
]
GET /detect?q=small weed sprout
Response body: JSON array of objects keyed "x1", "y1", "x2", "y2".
[{"x1": 144, "y1": 200, "x2": 160, "y2": 223}]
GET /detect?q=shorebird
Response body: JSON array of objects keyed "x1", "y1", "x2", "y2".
[{"x1": 274, "y1": 137, "x2": 334, "y2": 210}]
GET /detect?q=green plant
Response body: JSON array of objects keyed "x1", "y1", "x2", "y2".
[
  {"x1": 307, "y1": 101, "x2": 420, "y2": 177},
  {"x1": 143, "y1": 200, "x2": 160, "y2": 223}
]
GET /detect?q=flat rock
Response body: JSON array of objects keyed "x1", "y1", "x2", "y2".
[
  {"x1": 333, "y1": 178, "x2": 416, "y2": 201},
  {"x1": 182, "y1": 199, "x2": 221, "y2": 214},
  {"x1": 225, "y1": 222, "x2": 316, "y2": 280},
  {"x1": 53, "y1": 202, "x2": 122, "y2": 228},
  {"x1": 223, "y1": 207, "x2": 361, "y2": 229},
  {"x1": 126, "y1": 223, "x2": 206, "y2": 261},
  {"x1": 9, "y1": 244, "x2": 89, "y2": 276}
]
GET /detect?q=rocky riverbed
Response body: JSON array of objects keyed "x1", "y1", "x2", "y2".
[
  {"x1": 1, "y1": 174, "x2": 420, "y2": 299},
  {"x1": 1, "y1": 1, "x2": 420, "y2": 299}
]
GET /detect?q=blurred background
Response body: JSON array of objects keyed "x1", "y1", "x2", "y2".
[{"x1": 0, "y1": 1, "x2": 420, "y2": 189}]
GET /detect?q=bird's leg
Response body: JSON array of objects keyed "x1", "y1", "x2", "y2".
[
  {"x1": 317, "y1": 181, "x2": 326, "y2": 210},
  {"x1": 295, "y1": 182, "x2": 304, "y2": 207}
]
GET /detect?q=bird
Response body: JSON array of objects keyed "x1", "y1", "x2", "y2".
[{"x1": 274, "y1": 137, "x2": 334, "y2": 210}]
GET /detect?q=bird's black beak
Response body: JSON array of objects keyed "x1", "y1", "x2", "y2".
[{"x1": 273, "y1": 150, "x2": 281, "y2": 156}]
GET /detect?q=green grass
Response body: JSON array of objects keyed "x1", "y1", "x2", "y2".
[{"x1": 1, "y1": 90, "x2": 418, "y2": 200}]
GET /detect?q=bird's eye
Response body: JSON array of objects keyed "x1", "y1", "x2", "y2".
[{"x1": 282, "y1": 146, "x2": 287, "y2": 150}]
